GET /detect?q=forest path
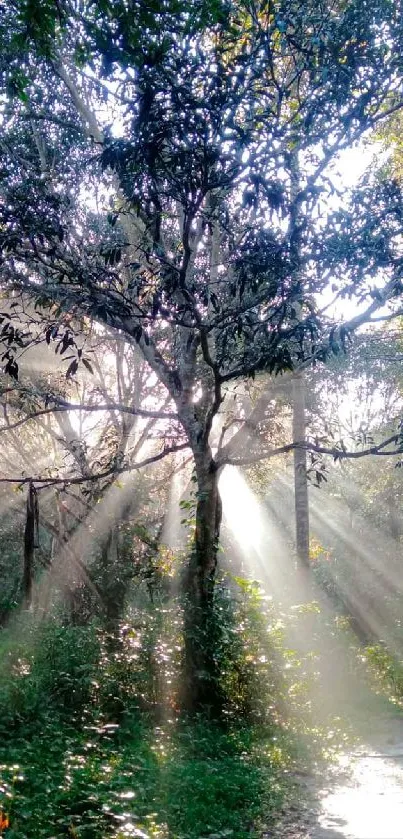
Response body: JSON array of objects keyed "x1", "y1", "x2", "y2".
[
  {"x1": 298, "y1": 713, "x2": 403, "y2": 839},
  {"x1": 269, "y1": 582, "x2": 403, "y2": 839},
  {"x1": 269, "y1": 563, "x2": 403, "y2": 839},
  {"x1": 248, "y1": 513, "x2": 403, "y2": 839}
]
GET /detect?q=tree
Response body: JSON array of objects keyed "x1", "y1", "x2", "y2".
[{"x1": 1, "y1": 0, "x2": 403, "y2": 709}]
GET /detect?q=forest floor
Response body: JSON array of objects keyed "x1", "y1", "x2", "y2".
[
  {"x1": 266, "y1": 562, "x2": 403, "y2": 839},
  {"x1": 1, "y1": 588, "x2": 403, "y2": 838}
]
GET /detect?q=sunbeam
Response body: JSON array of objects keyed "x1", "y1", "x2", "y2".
[
  {"x1": 266, "y1": 469, "x2": 403, "y2": 660},
  {"x1": 161, "y1": 463, "x2": 190, "y2": 551},
  {"x1": 219, "y1": 464, "x2": 395, "y2": 726},
  {"x1": 219, "y1": 465, "x2": 293, "y2": 585}
]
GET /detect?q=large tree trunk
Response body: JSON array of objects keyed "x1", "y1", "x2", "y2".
[
  {"x1": 183, "y1": 450, "x2": 223, "y2": 713},
  {"x1": 292, "y1": 373, "x2": 310, "y2": 566}
]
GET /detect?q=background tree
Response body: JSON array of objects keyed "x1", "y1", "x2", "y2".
[{"x1": 0, "y1": 328, "x2": 184, "y2": 624}]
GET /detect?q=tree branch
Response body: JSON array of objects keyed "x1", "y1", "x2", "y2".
[
  {"x1": 219, "y1": 432, "x2": 403, "y2": 467},
  {"x1": 0, "y1": 399, "x2": 178, "y2": 434},
  {"x1": 0, "y1": 442, "x2": 190, "y2": 488}
]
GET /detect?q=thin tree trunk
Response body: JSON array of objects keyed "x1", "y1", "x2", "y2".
[
  {"x1": 23, "y1": 482, "x2": 38, "y2": 608},
  {"x1": 100, "y1": 527, "x2": 125, "y2": 626},
  {"x1": 292, "y1": 373, "x2": 310, "y2": 566},
  {"x1": 183, "y1": 451, "x2": 223, "y2": 713},
  {"x1": 389, "y1": 502, "x2": 401, "y2": 541}
]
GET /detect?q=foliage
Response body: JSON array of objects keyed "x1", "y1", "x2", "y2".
[
  {"x1": 214, "y1": 576, "x2": 283, "y2": 721},
  {"x1": 364, "y1": 644, "x2": 403, "y2": 706},
  {"x1": 0, "y1": 712, "x2": 292, "y2": 839},
  {"x1": 0, "y1": 580, "x2": 302, "y2": 838},
  {"x1": 0, "y1": 619, "x2": 101, "y2": 735},
  {"x1": 0, "y1": 513, "x2": 24, "y2": 623},
  {"x1": 2, "y1": 0, "x2": 403, "y2": 383}
]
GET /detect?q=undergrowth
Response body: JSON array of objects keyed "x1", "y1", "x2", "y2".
[
  {"x1": 0, "y1": 715, "x2": 291, "y2": 839},
  {"x1": 364, "y1": 643, "x2": 403, "y2": 707},
  {"x1": 0, "y1": 579, "x2": 303, "y2": 839}
]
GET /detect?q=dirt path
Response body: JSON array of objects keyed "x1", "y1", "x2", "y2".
[
  {"x1": 271, "y1": 586, "x2": 403, "y2": 839},
  {"x1": 271, "y1": 689, "x2": 403, "y2": 839},
  {"x1": 305, "y1": 716, "x2": 403, "y2": 839}
]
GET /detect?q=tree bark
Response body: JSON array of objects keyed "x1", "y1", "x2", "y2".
[
  {"x1": 292, "y1": 373, "x2": 310, "y2": 566},
  {"x1": 182, "y1": 450, "x2": 223, "y2": 713}
]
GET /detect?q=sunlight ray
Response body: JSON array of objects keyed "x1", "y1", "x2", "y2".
[
  {"x1": 265, "y1": 470, "x2": 403, "y2": 667},
  {"x1": 219, "y1": 465, "x2": 293, "y2": 587},
  {"x1": 219, "y1": 465, "x2": 398, "y2": 723},
  {"x1": 160, "y1": 463, "x2": 190, "y2": 551},
  {"x1": 30, "y1": 472, "x2": 140, "y2": 618}
]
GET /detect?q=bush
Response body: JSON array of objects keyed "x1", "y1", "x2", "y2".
[
  {"x1": 0, "y1": 620, "x2": 102, "y2": 733},
  {"x1": 212, "y1": 576, "x2": 284, "y2": 723},
  {"x1": 0, "y1": 588, "x2": 296, "y2": 838},
  {"x1": 365, "y1": 643, "x2": 403, "y2": 704}
]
